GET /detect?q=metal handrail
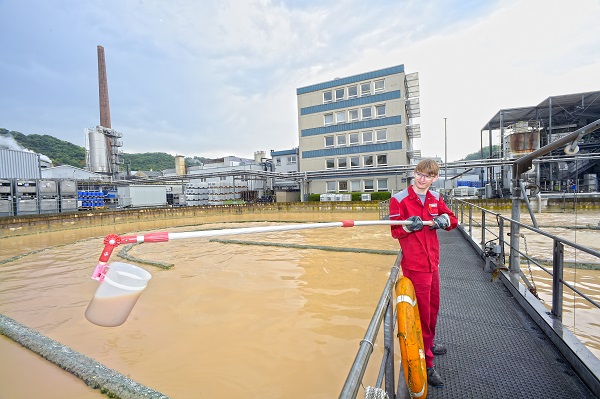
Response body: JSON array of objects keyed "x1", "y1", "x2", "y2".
[
  {"x1": 451, "y1": 197, "x2": 600, "y2": 394},
  {"x1": 450, "y1": 197, "x2": 600, "y2": 315},
  {"x1": 339, "y1": 253, "x2": 410, "y2": 399}
]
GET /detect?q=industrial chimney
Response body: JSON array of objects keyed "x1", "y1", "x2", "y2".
[
  {"x1": 85, "y1": 45, "x2": 124, "y2": 179},
  {"x1": 97, "y1": 45, "x2": 111, "y2": 129}
]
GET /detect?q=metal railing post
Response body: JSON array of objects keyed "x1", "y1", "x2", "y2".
[
  {"x1": 552, "y1": 239, "x2": 564, "y2": 320},
  {"x1": 498, "y1": 217, "x2": 505, "y2": 263},
  {"x1": 384, "y1": 294, "x2": 395, "y2": 398},
  {"x1": 468, "y1": 205, "x2": 473, "y2": 238},
  {"x1": 481, "y1": 210, "x2": 486, "y2": 251}
]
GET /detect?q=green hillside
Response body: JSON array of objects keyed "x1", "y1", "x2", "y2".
[
  {"x1": 1, "y1": 128, "x2": 86, "y2": 167},
  {"x1": 0, "y1": 128, "x2": 207, "y2": 171}
]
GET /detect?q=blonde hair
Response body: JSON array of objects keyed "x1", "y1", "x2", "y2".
[{"x1": 415, "y1": 159, "x2": 440, "y2": 176}]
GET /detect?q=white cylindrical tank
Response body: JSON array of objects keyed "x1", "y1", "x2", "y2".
[
  {"x1": 88, "y1": 129, "x2": 109, "y2": 173},
  {"x1": 254, "y1": 151, "x2": 266, "y2": 163},
  {"x1": 175, "y1": 155, "x2": 186, "y2": 175}
]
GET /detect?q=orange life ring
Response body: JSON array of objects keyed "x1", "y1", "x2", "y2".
[{"x1": 396, "y1": 276, "x2": 428, "y2": 398}]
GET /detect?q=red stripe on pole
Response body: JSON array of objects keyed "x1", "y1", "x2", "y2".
[
  {"x1": 144, "y1": 232, "x2": 170, "y2": 243},
  {"x1": 120, "y1": 235, "x2": 139, "y2": 244},
  {"x1": 341, "y1": 220, "x2": 355, "y2": 227}
]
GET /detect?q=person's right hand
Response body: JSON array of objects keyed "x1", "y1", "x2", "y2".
[{"x1": 403, "y1": 216, "x2": 423, "y2": 232}]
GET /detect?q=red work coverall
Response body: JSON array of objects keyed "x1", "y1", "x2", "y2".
[{"x1": 389, "y1": 186, "x2": 458, "y2": 368}]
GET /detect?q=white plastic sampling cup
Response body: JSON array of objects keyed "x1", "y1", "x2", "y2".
[{"x1": 85, "y1": 262, "x2": 152, "y2": 327}]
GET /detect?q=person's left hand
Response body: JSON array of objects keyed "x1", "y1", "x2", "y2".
[{"x1": 430, "y1": 214, "x2": 450, "y2": 230}]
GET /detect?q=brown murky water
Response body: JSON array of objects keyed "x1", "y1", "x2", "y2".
[
  {"x1": 1, "y1": 209, "x2": 599, "y2": 398},
  {"x1": 0, "y1": 211, "x2": 397, "y2": 398}
]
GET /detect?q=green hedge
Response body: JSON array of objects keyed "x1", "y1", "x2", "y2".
[{"x1": 307, "y1": 192, "x2": 391, "y2": 202}]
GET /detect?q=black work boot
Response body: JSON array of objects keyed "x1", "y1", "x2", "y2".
[
  {"x1": 431, "y1": 343, "x2": 447, "y2": 355},
  {"x1": 427, "y1": 367, "x2": 444, "y2": 387}
]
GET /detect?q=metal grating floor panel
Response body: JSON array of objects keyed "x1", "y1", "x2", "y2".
[{"x1": 426, "y1": 229, "x2": 596, "y2": 398}]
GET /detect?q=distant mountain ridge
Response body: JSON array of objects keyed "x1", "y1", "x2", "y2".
[{"x1": 0, "y1": 128, "x2": 208, "y2": 171}]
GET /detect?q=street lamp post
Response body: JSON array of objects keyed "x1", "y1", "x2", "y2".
[{"x1": 444, "y1": 118, "x2": 448, "y2": 190}]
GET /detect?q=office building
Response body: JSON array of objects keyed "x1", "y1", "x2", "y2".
[{"x1": 296, "y1": 65, "x2": 420, "y2": 195}]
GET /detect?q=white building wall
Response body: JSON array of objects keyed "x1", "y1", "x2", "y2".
[{"x1": 41, "y1": 165, "x2": 108, "y2": 181}]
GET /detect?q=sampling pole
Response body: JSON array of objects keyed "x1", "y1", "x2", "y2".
[{"x1": 91, "y1": 219, "x2": 432, "y2": 281}]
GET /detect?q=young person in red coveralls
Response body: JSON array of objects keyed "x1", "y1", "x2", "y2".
[{"x1": 389, "y1": 158, "x2": 458, "y2": 388}]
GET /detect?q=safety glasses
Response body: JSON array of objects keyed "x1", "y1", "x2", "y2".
[{"x1": 414, "y1": 171, "x2": 436, "y2": 181}]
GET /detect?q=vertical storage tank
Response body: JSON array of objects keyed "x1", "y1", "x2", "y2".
[{"x1": 88, "y1": 128, "x2": 109, "y2": 173}]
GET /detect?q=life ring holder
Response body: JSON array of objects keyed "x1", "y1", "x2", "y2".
[{"x1": 396, "y1": 276, "x2": 428, "y2": 398}]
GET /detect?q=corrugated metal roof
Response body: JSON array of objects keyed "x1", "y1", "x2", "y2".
[
  {"x1": 0, "y1": 149, "x2": 41, "y2": 179},
  {"x1": 481, "y1": 91, "x2": 600, "y2": 131}
]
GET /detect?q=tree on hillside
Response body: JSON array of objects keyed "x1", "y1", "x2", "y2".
[
  {"x1": 460, "y1": 145, "x2": 501, "y2": 161},
  {"x1": 122, "y1": 152, "x2": 177, "y2": 171}
]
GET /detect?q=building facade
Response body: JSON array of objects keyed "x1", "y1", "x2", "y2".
[{"x1": 296, "y1": 65, "x2": 421, "y2": 196}]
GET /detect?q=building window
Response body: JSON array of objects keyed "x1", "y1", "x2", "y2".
[
  {"x1": 377, "y1": 178, "x2": 388, "y2": 191},
  {"x1": 364, "y1": 179, "x2": 374, "y2": 191},
  {"x1": 362, "y1": 130, "x2": 373, "y2": 143},
  {"x1": 324, "y1": 113, "x2": 333, "y2": 125},
  {"x1": 348, "y1": 85, "x2": 358, "y2": 98},
  {"x1": 350, "y1": 156, "x2": 360, "y2": 168},
  {"x1": 351, "y1": 180, "x2": 361, "y2": 191},
  {"x1": 338, "y1": 157, "x2": 347, "y2": 169},
  {"x1": 349, "y1": 109, "x2": 359, "y2": 121},
  {"x1": 360, "y1": 82, "x2": 371, "y2": 96},
  {"x1": 323, "y1": 91, "x2": 332, "y2": 103},
  {"x1": 377, "y1": 154, "x2": 387, "y2": 166},
  {"x1": 364, "y1": 155, "x2": 374, "y2": 167},
  {"x1": 325, "y1": 136, "x2": 334, "y2": 147},
  {"x1": 335, "y1": 88, "x2": 345, "y2": 101},
  {"x1": 220, "y1": 176, "x2": 226, "y2": 181},
  {"x1": 275, "y1": 157, "x2": 282, "y2": 166},
  {"x1": 375, "y1": 104, "x2": 386, "y2": 118},
  {"x1": 349, "y1": 132, "x2": 359, "y2": 145},
  {"x1": 374, "y1": 79, "x2": 384, "y2": 92},
  {"x1": 287, "y1": 155, "x2": 297, "y2": 164},
  {"x1": 339, "y1": 181, "x2": 348, "y2": 192},
  {"x1": 326, "y1": 159, "x2": 335, "y2": 169},
  {"x1": 326, "y1": 181, "x2": 336, "y2": 192},
  {"x1": 335, "y1": 111, "x2": 346, "y2": 124},
  {"x1": 361, "y1": 106, "x2": 372, "y2": 120},
  {"x1": 337, "y1": 134, "x2": 347, "y2": 146},
  {"x1": 376, "y1": 129, "x2": 387, "y2": 142}
]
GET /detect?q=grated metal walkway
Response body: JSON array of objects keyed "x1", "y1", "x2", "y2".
[{"x1": 427, "y1": 229, "x2": 596, "y2": 399}]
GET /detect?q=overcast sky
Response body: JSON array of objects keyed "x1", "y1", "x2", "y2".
[{"x1": 1, "y1": 0, "x2": 599, "y2": 162}]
